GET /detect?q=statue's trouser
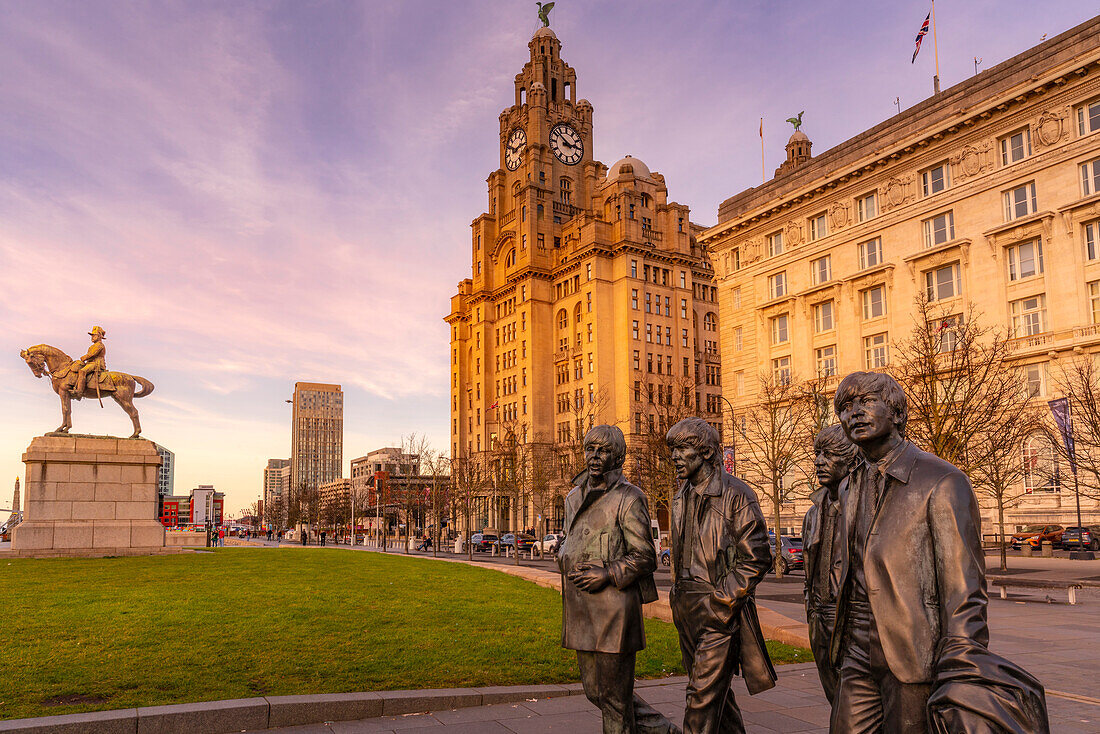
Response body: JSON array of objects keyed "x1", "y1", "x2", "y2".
[
  {"x1": 670, "y1": 580, "x2": 746, "y2": 734},
  {"x1": 575, "y1": 650, "x2": 678, "y2": 734},
  {"x1": 809, "y1": 603, "x2": 839, "y2": 704},
  {"x1": 830, "y1": 600, "x2": 932, "y2": 733}
]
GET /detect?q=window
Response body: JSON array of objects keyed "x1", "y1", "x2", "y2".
[
  {"x1": 633, "y1": 350, "x2": 640, "y2": 370},
  {"x1": 632, "y1": 320, "x2": 639, "y2": 340},
  {"x1": 559, "y1": 178, "x2": 572, "y2": 205},
  {"x1": 768, "y1": 271, "x2": 787, "y2": 299},
  {"x1": 1003, "y1": 182, "x2": 1037, "y2": 221},
  {"x1": 921, "y1": 162, "x2": 950, "y2": 196},
  {"x1": 767, "y1": 231, "x2": 784, "y2": 257},
  {"x1": 925, "y1": 262, "x2": 961, "y2": 301},
  {"x1": 922, "y1": 211, "x2": 955, "y2": 248},
  {"x1": 730, "y1": 249, "x2": 741, "y2": 271},
  {"x1": 858, "y1": 238, "x2": 882, "y2": 269},
  {"x1": 631, "y1": 260, "x2": 638, "y2": 278},
  {"x1": 681, "y1": 298, "x2": 688, "y2": 318},
  {"x1": 1077, "y1": 97, "x2": 1100, "y2": 136},
  {"x1": 864, "y1": 333, "x2": 889, "y2": 369},
  {"x1": 856, "y1": 192, "x2": 877, "y2": 222},
  {"x1": 1023, "y1": 434, "x2": 1060, "y2": 493},
  {"x1": 1010, "y1": 295, "x2": 1047, "y2": 337},
  {"x1": 682, "y1": 328, "x2": 689, "y2": 347},
  {"x1": 1024, "y1": 363, "x2": 1047, "y2": 398},
  {"x1": 1088, "y1": 221, "x2": 1099, "y2": 261},
  {"x1": 813, "y1": 301, "x2": 834, "y2": 332},
  {"x1": 937, "y1": 315, "x2": 960, "y2": 353},
  {"x1": 735, "y1": 327, "x2": 743, "y2": 351},
  {"x1": 732, "y1": 288, "x2": 741, "y2": 308},
  {"x1": 646, "y1": 323, "x2": 652, "y2": 343},
  {"x1": 1081, "y1": 158, "x2": 1100, "y2": 196},
  {"x1": 631, "y1": 289, "x2": 638, "y2": 309},
  {"x1": 1000, "y1": 128, "x2": 1032, "y2": 165},
  {"x1": 1006, "y1": 240, "x2": 1044, "y2": 281},
  {"x1": 808, "y1": 255, "x2": 831, "y2": 285},
  {"x1": 680, "y1": 271, "x2": 686, "y2": 288},
  {"x1": 736, "y1": 371, "x2": 745, "y2": 396},
  {"x1": 665, "y1": 296, "x2": 672, "y2": 316},
  {"x1": 773, "y1": 356, "x2": 791, "y2": 385},
  {"x1": 809, "y1": 212, "x2": 828, "y2": 241},
  {"x1": 770, "y1": 314, "x2": 789, "y2": 345},
  {"x1": 816, "y1": 345, "x2": 837, "y2": 377},
  {"x1": 1090, "y1": 281, "x2": 1100, "y2": 324},
  {"x1": 645, "y1": 292, "x2": 652, "y2": 313},
  {"x1": 862, "y1": 286, "x2": 886, "y2": 320},
  {"x1": 557, "y1": 309, "x2": 567, "y2": 330},
  {"x1": 586, "y1": 264, "x2": 592, "y2": 281}
]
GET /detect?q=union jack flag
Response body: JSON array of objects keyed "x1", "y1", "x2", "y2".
[{"x1": 912, "y1": 11, "x2": 930, "y2": 63}]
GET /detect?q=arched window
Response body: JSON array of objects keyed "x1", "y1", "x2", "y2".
[
  {"x1": 703, "y1": 312, "x2": 717, "y2": 332},
  {"x1": 574, "y1": 302, "x2": 583, "y2": 324},
  {"x1": 505, "y1": 249, "x2": 516, "y2": 268},
  {"x1": 557, "y1": 309, "x2": 568, "y2": 330},
  {"x1": 560, "y1": 178, "x2": 572, "y2": 206},
  {"x1": 512, "y1": 182, "x2": 521, "y2": 199},
  {"x1": 1023, "y1": 433, "x2": 1060, "y2": 493},
  {"x1": 640, "y1": 193, "x2": 651, "y2": 208}
]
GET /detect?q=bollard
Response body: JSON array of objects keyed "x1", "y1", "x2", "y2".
[
  {"x1": 1021, "y1": 543, "x2": 1033, "y2": 557},
  {"x1": 1042, "y1": 540, "x2": 1053, "y2": 558}
]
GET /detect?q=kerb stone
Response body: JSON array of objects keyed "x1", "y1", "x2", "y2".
[
  {"x1": 380, "y1": 689, "x2": 484, "y2": 716},
  {"x1": 0, "y1": 708, "x2": 137, "y2": 734},
  {"x1": 136, "y1": 698, "x2": 268, "y2": 734},
  {"x1": 266, "y1": 692, "x2": 383, "y2": 727}
]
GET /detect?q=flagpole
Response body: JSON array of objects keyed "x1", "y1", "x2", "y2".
[
  {"x1": 759, "y1": 118, "x2": 766, "y2": 184},
  {"x1": 931, "y1": 0, "x2": 941, "y2": 94}
]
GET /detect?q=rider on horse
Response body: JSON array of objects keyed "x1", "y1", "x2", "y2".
[{"x1": 74, "y1": 326, "x2": 107, "y2": 398}]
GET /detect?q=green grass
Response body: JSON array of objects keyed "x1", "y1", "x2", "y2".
[{"x1": 1, "y1": 549, "x2": 811, "y2": 720}]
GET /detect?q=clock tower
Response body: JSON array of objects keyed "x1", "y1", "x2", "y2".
[{"x1": 446, "y1": 26, "x2": 721, "y2": 536}]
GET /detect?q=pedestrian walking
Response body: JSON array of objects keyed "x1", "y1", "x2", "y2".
[{"x1": 320, "y1": 530, "x2": 327, "y2": 547}]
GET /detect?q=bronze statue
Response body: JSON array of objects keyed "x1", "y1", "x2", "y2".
[
  {"x1": 536, "y1": 1, "x2": 554, "y2": 28},
  {"x1": 20, "y1": 330, "x2": 154, "y2": 438},
  {"x1": 558, "y1": 425, "x2": 678, "y2": 734},
  {"x1": 830, "y1": 372, "x2": 1048, "y2": 733},
  {"x1": 786, "y1": 111, "x2": 805, "y2": 132},
  {"x1": 666, "y1": 417, "x2": 776, "y2": 733},
  {"x1": 802, "y1": 424, "x2": 858, "y2": 704}
]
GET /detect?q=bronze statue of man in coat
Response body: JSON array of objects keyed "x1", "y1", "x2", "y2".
[
  {"x1": 666, "y1": 417, "x2": 776, "y2": 734},
  {"x1": 558, "y1": 424, "x2": 679, "y2": 734},
  {"x1": 830, "y1": 371, "x2": 1048, "y2": 732},
  {"x1": 802, "y1": 424, "x2": 859, "y2": 704}
]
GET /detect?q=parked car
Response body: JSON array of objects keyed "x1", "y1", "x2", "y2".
[
  {"x1": 498, "y1": 532, "x2": 535, "y2": 553},
  {"x1": 1010, "y1": 524, "x2": 1065, "y2": 549},
  {"x1": 535, "y1": 533, "x2": 564, "y2": 554},
  {"x1": 769, "y1": 534, "x2": 804, "y2": 574},
  {"x1": 1060, "y1": 526, "x2": 1100, "y2": 551},
  {"x1": 473, "y1": 533, "x2": 500, "y2": 552},
  {"x1": 660, "y1": 548, "x2": 670, "y2": 566}
]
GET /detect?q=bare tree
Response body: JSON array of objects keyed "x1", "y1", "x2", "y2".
[
  {"x1": 450, "y1": 451, "x2": 490, "y2": 560},
  {"x1": 734, "y1": 372, "x2": 817, "y2": 578},
  {"x1": 420, "y1": 446, "x2": 452, "y2": 557}
]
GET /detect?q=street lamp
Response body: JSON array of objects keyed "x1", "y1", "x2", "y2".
[{"x1": 716, "y1": 394, "x2": 736, "y2": 472}]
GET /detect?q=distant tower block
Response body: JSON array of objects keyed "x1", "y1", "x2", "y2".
[{"x1": 11, "y1": 477, "x2": 19, "y2": 515}]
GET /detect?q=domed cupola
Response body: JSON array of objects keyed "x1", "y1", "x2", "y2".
[{"x1": 775, "y1": 112, "x2": 812, "y2": 177}]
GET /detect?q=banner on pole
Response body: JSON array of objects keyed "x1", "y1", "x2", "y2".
[
  {"x1": 1048, "y1": 398, "x2": 1077, "y2": 475},
  {"x1": 723, "y1": 446, "x2": 736, "y2": 475}
]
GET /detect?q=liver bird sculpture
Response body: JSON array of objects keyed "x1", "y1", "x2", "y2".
[
  {"x1": 537, "y1": 2, "x2": 554, "y2": 28},
  {"x1": 786, "y1": 111, "x2": 805, "y2": 132}
]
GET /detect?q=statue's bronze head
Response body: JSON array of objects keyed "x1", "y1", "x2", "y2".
[{"x1": 21, "y1": 348, "x2": 45, "y2": 378}]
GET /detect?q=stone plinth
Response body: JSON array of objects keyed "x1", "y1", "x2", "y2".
[{"x1": 11, "y1": 435, "x2": 166, "y2": 557}]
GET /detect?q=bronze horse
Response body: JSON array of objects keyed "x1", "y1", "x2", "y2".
[{"x1": 20, "y1": 344, "x2": 154, "y2": 438}]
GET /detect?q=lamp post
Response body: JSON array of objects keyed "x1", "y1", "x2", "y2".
[{"x1": 716, "y1": 394, "x2": 736, "y2": 474}]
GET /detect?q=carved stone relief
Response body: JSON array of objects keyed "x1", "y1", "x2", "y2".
[
  {"x1": 785, "y1": 220, "x2": 804, "y2": 248},
  {"x1": 950, "y1": 141, "x2": 993, "y2": 182},
  {"x1": 881, "y1": 175, "x2": 914, "y2": 212},
  {"x1": 744, "y1": 239, "x2": 763, "y2": 264},
  {"x1": 828, "y1": 201, "x2": 850, "y2": 230},
  {"x1": 1034, "y1": 109, "x2": 1069, "y2": 149}
]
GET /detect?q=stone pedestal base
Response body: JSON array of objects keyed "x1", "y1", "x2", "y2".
[{"x1": 11, "y1": 435, "x2": 167, "y2": 558}]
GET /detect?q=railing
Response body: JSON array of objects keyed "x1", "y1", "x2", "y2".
[
  {"x1": 553, "y1": 200, "x2": 581, "y2": 222},
  {"x1": 642, "y1": 227, "x2": 663, "y2": 242},
  {"x1": 1075, "y1": 324, "x2": 1100, "y2": 339},
  {"x1": 500, "y1": 209, "x2": 516, "y2": 226},
  {"x1": 1006, "y1": 332, "x2": 1055, "y2": 352}
]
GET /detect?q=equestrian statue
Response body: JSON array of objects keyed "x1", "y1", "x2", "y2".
[{"x1": 20, "y1": 326, "x2": 154, "y2": 438}]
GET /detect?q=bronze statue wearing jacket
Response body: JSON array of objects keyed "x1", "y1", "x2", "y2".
[
  {"x1": 831, "y1": 372, "x2": 988, "y2": 732},
  {"x1": 666, "y1": 418, "x2": 776, "y2": 734},
  {"x1": 802, "y1": 424, "x2": 858, "y2": 704},
  {"x1": 558, "y1": 424, "x2": 677, "y2": 734}
]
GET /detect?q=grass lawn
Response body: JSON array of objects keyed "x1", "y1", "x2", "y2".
[{"x1": 1, "y1": 548, "x2": 811, "y2": 720}]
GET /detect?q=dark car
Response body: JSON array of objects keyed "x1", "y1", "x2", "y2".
[
  {"x1": 1010, "y1": 524, "x2": 1065, "y2": 549},
  {"x1": 473, "y1": 533, "x2": 499, "y2": 552},
  {"x1": 498, "y1": 532, "x2": 535, "y2": 553},
  {"x1": 660, "y1": 548, "x2": 671, "y2": 566},
  {"x1": 766, "y1": 533, "x2": 804, "y2": 574},
  {"x1": 1060, "y1": 526, "x2": 1100, "y2": 551}
]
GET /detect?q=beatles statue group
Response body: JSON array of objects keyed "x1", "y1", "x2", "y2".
[{"x1": 558, "y1": 372, "x2": 1050, "y2": 734}]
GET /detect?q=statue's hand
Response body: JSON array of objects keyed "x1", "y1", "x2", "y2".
[{"x1": 568, "y1": 563, "x2": 610, "y2": 593}]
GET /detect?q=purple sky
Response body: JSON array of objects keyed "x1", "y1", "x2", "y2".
[{"x1": 2, "y1": 1, "x2": 1096, "y2": 514}]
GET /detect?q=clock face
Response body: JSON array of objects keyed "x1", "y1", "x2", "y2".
[
  {"x1": 505, "y1": 128, "x2": 526, "y2": 171},
  {"x1": 549, "y1": 123, "x2": 583, "y2": 165}
]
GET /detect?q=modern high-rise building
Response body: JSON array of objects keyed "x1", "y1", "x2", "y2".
[
  {"x1": 700, "y1": 17, "x2": 1100, "y2": 532},
  {"x1": 154, "y1": 444, "x2": 174, "y2": 498},
  {"x1": 289, "y1": 382, "x2": 343, "y2": 493},
  {"x1": 263, "y1": 458, "x2": 290, "y2": 525},
  {"x1": 445, "y1": 26, "x2": 722, "y2": 533}
]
